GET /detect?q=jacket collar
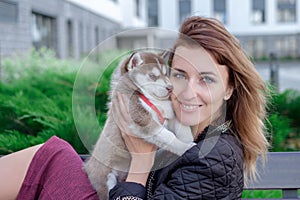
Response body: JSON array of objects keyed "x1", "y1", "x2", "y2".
[{"x1": 195, "y1": 120, "x2": 232, "y2": 143}]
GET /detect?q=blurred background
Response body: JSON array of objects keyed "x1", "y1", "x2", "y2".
[
  {"x1": 0, "y1": 0, "x2": 300, "y2": 162},
  {"x1": 1, "y1": 0, "x2": 300, "y2": 60},
  {"x1": 0, "y1": 0, "x2": 300, "y2": 197}
]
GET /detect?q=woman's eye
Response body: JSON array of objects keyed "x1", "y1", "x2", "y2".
[
  {"x1": 201, "y1": 76, "x2": 214, "y2": 84},
  {"x1": 172, "y1": 73, "x2": 186, "y2": 79}
]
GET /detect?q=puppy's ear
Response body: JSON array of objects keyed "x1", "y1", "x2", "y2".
[
  {"x1": 160, "y1": 49, "x2": 173, "y2": 76},
  {"x1": 127, "y1": 52, "x2": 143, "y2": 71},
  {"x1": 160, "y1": 48, "x2": 172, "y2": 64}
]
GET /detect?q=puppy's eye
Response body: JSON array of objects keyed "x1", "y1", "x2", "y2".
[{"x1": 149, "y1": 73, "x2": 157, "y2": 80}]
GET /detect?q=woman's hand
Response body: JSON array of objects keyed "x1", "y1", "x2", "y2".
[
  {"x1": 112, "y1": 92, "x2": 157, "y2": 154},
  {"x1": 121, "y1": 130, "x2": 156, "y2": 186},
  {"x1": 112, "y1": 92, "x2": 157, "y2": 186},
  {"x1": 120, "y1": 131, "x2": 157, "y2": 155}
]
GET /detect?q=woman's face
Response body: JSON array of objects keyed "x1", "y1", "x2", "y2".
[{"x1": 170, "y1": 46, "x2": 233, "y2": 133}]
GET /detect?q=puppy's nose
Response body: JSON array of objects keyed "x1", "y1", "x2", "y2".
[{"x1": 166, "y1": 85, "x2": 173, "y2": 93}]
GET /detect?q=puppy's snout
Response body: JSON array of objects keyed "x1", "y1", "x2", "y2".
[{"x1": 166, "y1": 85, "x2": 173, "y2": 93}]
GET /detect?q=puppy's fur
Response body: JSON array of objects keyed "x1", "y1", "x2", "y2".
[{"x1": 84, "y1": 51, "x2": 195, "y2": 199}]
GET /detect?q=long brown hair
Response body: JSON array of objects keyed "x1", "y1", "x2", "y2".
[{"x1": 173, "y1": 16, "x2": 270, "y2": 183}]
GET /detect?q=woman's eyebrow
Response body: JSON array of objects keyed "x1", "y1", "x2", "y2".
[
  {"x1": 172, "y1": 68, "x2": 217, "y2": 77},
  {"x1": 199, "y1": 71, "x2": 217, "y2": 77},
  {"x1": 172, "y1": 68, "x2": 186, "y2": 73}
]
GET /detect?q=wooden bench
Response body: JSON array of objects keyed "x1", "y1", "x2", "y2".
[
  {"x1": 80, "y1": 152, "x2": 300, "y2": 199},
  {"x1": 1, "y1": 152, "x2": 299, "y2": 199},
  {"x1": 243, "y1": 152, "x2": 300, "y2": 199}
]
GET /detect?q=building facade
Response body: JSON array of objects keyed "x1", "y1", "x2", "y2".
[
  {"x1": 147, "y1": 0, "x2": 300, "y2": 59},
  {"x1": 1, "y1": 0, "x2": 300, "y2": 60},
  {"x1": 0, "y1": 0, "x2": 146, "y2": 59}
]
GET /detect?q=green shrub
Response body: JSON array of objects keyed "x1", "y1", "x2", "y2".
[
  {"x1": 1, "y1": 48, "x2": 300, "y2": 154},
  {"x1": 267, "y1": 89, "x2": 300, "y2": 151},
  {"x1": 0, "y1": 130, "x2": 48, "y2": 154},
  {"x1": 0, "y1": 48, "x2": 121, "y2": 155},
  {"x1": 274, "y1": 89, "x2": 300, "y2": 129},
  {"x1": 266, "y1": 113, "x2": 292, "y2": 151}
]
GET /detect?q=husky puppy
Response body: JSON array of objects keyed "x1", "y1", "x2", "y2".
[{"x1": 84, "y1": 51, "x2": 195, "y2": 199}]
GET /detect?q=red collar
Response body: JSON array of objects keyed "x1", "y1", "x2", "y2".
[{"x1": 139, "y1": 93, "x2": 165, "y2": 124}]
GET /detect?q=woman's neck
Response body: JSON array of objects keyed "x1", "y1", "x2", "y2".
[
  {"x1": 191, "y1": 121, "x2": 210, "y2": 140},
  {"x1": 191, "y1": 115, "x2": 225, "y2": 139}
]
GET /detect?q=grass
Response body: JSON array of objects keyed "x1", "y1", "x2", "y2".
[
  {"x1": 242, "y1": 189, "x2": 300, "y2": 198},
  {"x1": 242, "y1": 190, "x2": 282, "y2": 198}
]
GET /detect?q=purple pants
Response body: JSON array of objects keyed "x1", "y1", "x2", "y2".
[{"x1": 17, "y1": 136, "x2": 99, "y2": 200}]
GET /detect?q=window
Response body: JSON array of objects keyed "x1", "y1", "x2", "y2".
[
  {"x1": 95, "y1": 26, "x2": 99, "y2": 47},
  {"x1": 277, "y1": 0, "x2": 296, "y2": 23},
  {"x1": 275, "y1": 35, "x2": 297, "y2": 57},
  {"x1": 78, "y1": 22, "x2": 84, "y2": 56},
  {"x1": 251, "y1": 0, "x2": 266, "y2": 24},
  {"x1": 148, "y1": 0, "x2": 158, "y2": 26},
  {"x1": 87, "y1": 24, "x2": 92, "y2": 51},
  {"x1": 31, "y1": 12, "x2": 57, "y2": 52},
  {"x1": 94, "y1": 26, "x2": 100, "y2": 61},
  {"x1": 213, "y1": 0, "x2": 227, "y2": 24},
  {"x1": 0, "y1": 0, "x2": 18, "y2": 23},
  {"x1": 136, "y1": 0, "x2": 140, "y2": 17},
  {"x1": 67, "y1": 20, "x2": 73, "y2": 57},
  {"x1": 179, "y1": 0, "x2": 191, "y2": 24},
  {"x1": 245, "y1": 37, "x2": 266, "y2": 58}
]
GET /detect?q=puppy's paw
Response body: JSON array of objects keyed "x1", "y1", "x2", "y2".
[
  {"x1": 182, "y1": 142, "x2": 197, "y2": 152},
  {"x1": 107, "y1": 170, "x2": 118, "y2": 190},
  {"x1": 173, "y1": 142, "x2": 196, "y2": 156},
  {"x1": 188, "y1": 142, "x2": 197, "y2": 149}
]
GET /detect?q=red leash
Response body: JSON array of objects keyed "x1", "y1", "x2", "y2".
[{"x1": 138, "y1": 93, "x2": 166, "y2": 124}]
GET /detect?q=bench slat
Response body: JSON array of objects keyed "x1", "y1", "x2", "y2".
[
  {"x1": 3, "y1": 151, "x2": 300, "y2": 199},
  {"x1": 245, "y1": 152, "x2": 300, "y2": 190},
  {"x1": 282, "y1": 189, "x2": 299, "y2": 198}
]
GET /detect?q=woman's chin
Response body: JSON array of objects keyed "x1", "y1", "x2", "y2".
[{"x1": 177, "y1": 115, "x2": 200, "y2": 127}]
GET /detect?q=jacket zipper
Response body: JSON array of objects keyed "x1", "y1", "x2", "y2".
[{"x1": 146, "y1": 171, "x2": 155, "y2": 199}]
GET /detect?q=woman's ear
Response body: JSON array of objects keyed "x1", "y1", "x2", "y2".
[{"x1": 224, "y1": 86, "x2": 234, "y2": 101}]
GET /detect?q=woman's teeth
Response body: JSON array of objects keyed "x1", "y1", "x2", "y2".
[{"x1": 182, "y1": 104, "x2": 198, "y2": 110}]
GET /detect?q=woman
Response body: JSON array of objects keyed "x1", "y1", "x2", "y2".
[
  {"x1": 108, "y1": 16, "x2": 269, "y2": 199},
  {"x1": 0, "y1": 16, "x2": 269, "y2": 200}
]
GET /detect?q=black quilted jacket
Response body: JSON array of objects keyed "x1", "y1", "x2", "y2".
[{"x1": 109, "y1": 125, "x2": 244, "y2": 200}]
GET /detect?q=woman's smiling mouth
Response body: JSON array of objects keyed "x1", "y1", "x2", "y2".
[{"x1": 180, "y1": 102, "x2": 201, "y2": 112}]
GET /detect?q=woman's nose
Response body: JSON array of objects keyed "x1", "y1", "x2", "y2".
[{"x1": 181, "y1": 80, "x2": 197, "y2": 99}]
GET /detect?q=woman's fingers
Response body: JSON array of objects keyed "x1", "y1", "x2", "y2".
[
  {"x1": 121, "y1": 131, "x2": 157, "y2": 155},
  {"x1": 111, "y1": 92, "x2": 132, "y2": 133},
  {"x1": 117, "y1": 93, "x2": 130, "y2": 122},
  {"x1": 112, "y1": 92, "x2": 157, "y2": 162}
]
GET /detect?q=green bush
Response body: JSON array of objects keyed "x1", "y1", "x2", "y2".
[
  {"x1": 266, "y1": 113, "x2": 292, "y2": 151},
  {"x1": 0, "y1": 48, "x2": 120, "y2": 155},
  {"x1": 1, "y1": 48, "x2": 300, "y2": 154},
  {"x1": 273, "y1": 89, "x2": 300, "y2": 129},
  {"x1": 267, "y1": 89, "x2": 300, "y2": 151}
]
